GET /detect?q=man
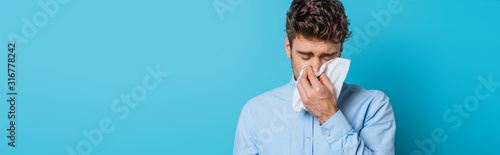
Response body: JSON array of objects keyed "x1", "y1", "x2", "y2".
[{"x1": 234, "y1": 0, "x2": 395, "y2": 154}]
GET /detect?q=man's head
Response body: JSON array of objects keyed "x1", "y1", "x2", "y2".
[{"x1": 285, "y1": 0, "x2": 351, "y2": 80}]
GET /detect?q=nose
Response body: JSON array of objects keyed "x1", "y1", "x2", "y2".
[{"x1": 310, "y1": 58, "x2": 322, "y2": 73}]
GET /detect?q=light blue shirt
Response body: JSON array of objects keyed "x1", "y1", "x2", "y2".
[{"x1": 234, "y1": 76, "x2": 396, "y2": 155}]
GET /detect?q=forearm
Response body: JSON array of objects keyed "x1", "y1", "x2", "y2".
[{"x1": 321, "y1": 110, "x2": 395, "y2": 155}]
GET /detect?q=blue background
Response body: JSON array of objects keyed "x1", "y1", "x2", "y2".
[{"x1": 1, "y1": 0, "x2": 499, "y2": 154}]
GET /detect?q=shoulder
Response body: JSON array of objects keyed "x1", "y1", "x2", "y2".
[
  {"x1": 242, "y1": 83, "x2": 292, "y2": 112},
  {"x1": 342, "y1": 83, "x2": 393, "y2": 119},
  {"x1": 341, "y1": 83, "x2": 392, "y2": 116},
  {"x1": 343, "y1": 83, "x2": 389, "y2": 104}
]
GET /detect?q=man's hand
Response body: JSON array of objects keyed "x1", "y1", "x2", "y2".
[{"x1": 297, "y1": 66, "x2": 339, "y2": 125}]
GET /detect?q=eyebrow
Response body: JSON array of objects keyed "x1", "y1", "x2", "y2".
[
  {"x1": 297, "y1": 51, "x2": 313, "y2": 55},
  {"x1": 297, "y1": 50, "x2": 338, "y2": 56}
]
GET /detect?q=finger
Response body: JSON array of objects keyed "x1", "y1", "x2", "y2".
[
  {"x1": 299, "y1": 74, "x2": 312, "y2": 91},
  {"x1": 300, "y1": 67, "x2": 312, "y2": 87},
  {"x1": 306, "y1": 66, "x2": 321, "y2": 87},
  {"x1": 319, "y1": 73, "x2": 335, "y2": 93}
]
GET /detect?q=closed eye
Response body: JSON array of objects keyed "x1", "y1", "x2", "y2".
[
  {"x1": 321, "y1": 52, "x2": 337, "y2": 60},
  {"x1": 297, "y1": 51, "x2": 313, "y2": 60}
]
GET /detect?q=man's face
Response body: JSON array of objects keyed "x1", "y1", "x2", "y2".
[{"x1": 285, "y1": 35, "x2": 343, "y2": 80}]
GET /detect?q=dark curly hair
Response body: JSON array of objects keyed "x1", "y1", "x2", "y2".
[{"x1": 286, "y1": 0, "x2": 351, "y2": 47}]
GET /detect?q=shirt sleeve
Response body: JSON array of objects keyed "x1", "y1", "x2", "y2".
[
  {"x1": 320, "y1": 91, "x2": 396, "y2": 155},
  {"x1": 233, "y1": 105, "x2": 259, "y2": 155}
]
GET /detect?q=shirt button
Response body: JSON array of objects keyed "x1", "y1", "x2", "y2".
[
  {"x1": 306, "y1": 137, "x2": 311, "y2": 141},
  {"x1": 326, "y1": 131, "x2": 331, "y2": 137}
]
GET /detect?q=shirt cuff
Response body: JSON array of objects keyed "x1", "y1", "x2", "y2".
[{"x1": 320, "y1": 110, "x2": 353, "y2": 144}]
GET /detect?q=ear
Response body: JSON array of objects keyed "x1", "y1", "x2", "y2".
[{"x1": 285, "y1": 36, "x2": 291, "y2": 58}]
